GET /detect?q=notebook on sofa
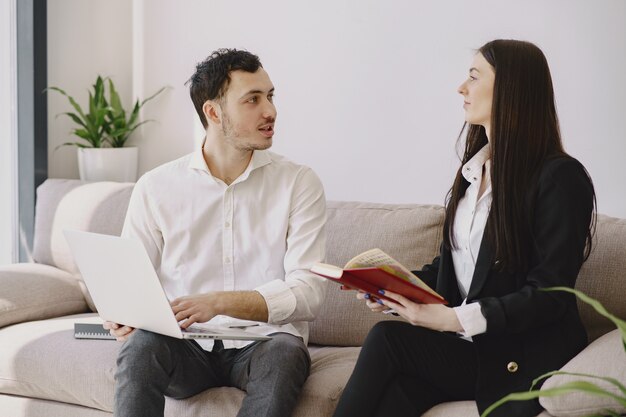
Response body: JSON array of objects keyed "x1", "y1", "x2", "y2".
[
  {"x1": 74, "y1": 323, "x2": 116, "y2": 340},
  {"x1": 64, "y1": 230, "x2": 270, "y2": 341}
]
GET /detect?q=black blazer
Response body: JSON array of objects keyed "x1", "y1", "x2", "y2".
[{"x1": 414, "y1": 156, "x2": 594, "y2": 417}]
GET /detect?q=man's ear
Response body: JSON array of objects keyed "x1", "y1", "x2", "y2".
[{"x1": 202, "y1": 100, "x2": 222, "y2": 126}]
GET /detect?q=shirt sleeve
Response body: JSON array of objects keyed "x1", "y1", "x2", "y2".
[
  {"x1": 454, "y1": 301, "x2": 487, "y2": 337},
  {"x1": 254, "y1": 167, "x2": 327, "y2": 324},
  {"x1": 121, "y1": 175, "x2": 164, "y2": 271}
]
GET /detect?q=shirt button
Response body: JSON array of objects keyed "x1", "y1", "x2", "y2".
[
  {"x1": 225, "y1": 222, "x2": 231, "y2": 228},
  {"x1": 224, "y1": 257, "x2": 231, "y2": 264}
]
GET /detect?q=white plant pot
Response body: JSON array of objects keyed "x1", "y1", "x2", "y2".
[{"x1": 77, "y1": 147, "x2": 138, "y2": 182}]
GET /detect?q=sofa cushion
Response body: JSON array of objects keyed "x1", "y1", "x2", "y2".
[
  {"x1": 0, "y1": 314, "x2": 118, "y2": 410},
  {"x1": 539, "y1": 329, "x2": 626, "y2": 417},
  {"x1": 0, "y1": 395, "x2": 110, "y2": 417},
  {"x1": 32, "y1": 180, "x2": 134, "y2": 311},
  {"x1": 422, "y1": 400, "x2": 480, "y2": 417},
  {"x1": 377, "y1": 400, "x2": 551, "y2": 416},
  {"x1": 575, "y1": 214, "x2": 626, "y2": 342},
  {"x1": 0, "y1": 263, "x2": 88, "y2": 328},
  {"x1": 309, "y1": 201, "x2": 445, "y2": 346},
  {"x1": 0, "y1": 314, "x2": 361, "y2": 417}
]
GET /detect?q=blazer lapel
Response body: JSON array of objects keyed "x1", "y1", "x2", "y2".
[{"x1": 466, "y1": 235, "x2": 495, "y2": 301}]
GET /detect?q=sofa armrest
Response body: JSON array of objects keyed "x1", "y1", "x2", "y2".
[{"x1": 0, "y1": 263, "x2": 89, "y2": 328}]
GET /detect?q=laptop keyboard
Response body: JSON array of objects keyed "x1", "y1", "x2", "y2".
[{"x1": 185, "y1": 325, "x2": 223, "y2": 334}]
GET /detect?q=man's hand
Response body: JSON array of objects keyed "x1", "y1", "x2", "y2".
[
  {"x1": 103, "y1": 321, "x2": 135, "y2": 342},
  {"x1": 171, "y1": 293, "x2": 222, "y2": 330},
  {"x1": 171, "y1": 291, "x2": 269, "y2": 329}
]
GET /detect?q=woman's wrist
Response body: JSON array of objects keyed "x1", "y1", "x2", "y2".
[{"x1": 443, "y1": 306, "x2": 464, "y2": 333}]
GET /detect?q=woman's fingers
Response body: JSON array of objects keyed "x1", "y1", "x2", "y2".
[{"x1": 378, "y1": 289, "x2": 411, "y2": 306}]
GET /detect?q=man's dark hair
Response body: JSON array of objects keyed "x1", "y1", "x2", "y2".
[{"x1": 187, "y1": 49, "x2": 262, "y2": 128}]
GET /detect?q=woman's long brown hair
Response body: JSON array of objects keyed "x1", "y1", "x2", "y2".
[{"x1": 443, "y1": 40, "x2": 596, "y2": 273}]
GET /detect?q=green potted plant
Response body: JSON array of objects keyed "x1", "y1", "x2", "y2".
[{"x1": 48, "y1": 75, "x2": 166, "y2": 182}]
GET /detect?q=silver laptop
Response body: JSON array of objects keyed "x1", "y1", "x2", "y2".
[{"x1": 64, "y1": 230, "x2": 270, "y2": 341}]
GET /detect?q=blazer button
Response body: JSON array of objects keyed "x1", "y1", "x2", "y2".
[{"x1": 507, "y1": 361, "x2": 519, "y2": 373}]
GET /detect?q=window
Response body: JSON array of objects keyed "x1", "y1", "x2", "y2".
[
  {"x1": 0, "y1": 0, "x2": 18, "y2": 264},
  {"x1": 0, "y1": 0, "x2": 47, "y2": 264}
]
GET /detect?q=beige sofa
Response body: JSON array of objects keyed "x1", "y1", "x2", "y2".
[{"x1": 0, "y1": 179, "x2": 624, "y2": 417}]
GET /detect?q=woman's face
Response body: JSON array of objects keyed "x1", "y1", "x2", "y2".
[{"x1": 458, "y1": 53, "x2": 495, "y2": 136}]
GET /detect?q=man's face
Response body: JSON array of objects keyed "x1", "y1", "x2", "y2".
[{"x1": 219, "y1": 68, "x2": 276, "y2": 151}]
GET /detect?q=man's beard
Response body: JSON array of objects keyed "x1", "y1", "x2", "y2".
[{"x1": 222, "y1": 110, "x2": 272, "y2": 152}]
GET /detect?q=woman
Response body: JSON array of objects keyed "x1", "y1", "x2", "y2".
[{"x1": 332, "y1": 40, "x2": 596, "y2": 417}]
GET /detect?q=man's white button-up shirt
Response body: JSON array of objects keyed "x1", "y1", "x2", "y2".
[{"x1": 122, "y1": 147, "x2": 327, "y2": 350}]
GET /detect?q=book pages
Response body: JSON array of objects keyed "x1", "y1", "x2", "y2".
[{"x1": 344, "y1": 248, "x2": 441, "y2": 298}]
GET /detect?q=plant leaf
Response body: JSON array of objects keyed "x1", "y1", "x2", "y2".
[
  {"x1": 72, "y1": 128, "x2": 92, "y2": 140},
  {"x1": 480, "y1": 381, "x2": 626, "y2": 417},
  {"x1": 108, "y1": 79, "x2": 124, "y2": 116},
  {"x1": 125, "y1": 119, "x2": 153, "y2": 134},
  {"x1": 45, "y1": 86, "x2": 67, "y2": 95},
  {"x1": 127, "y1": 101, "x2": 141, "y2": 127},
  {"x1": 140, "y1": 86, "x2": 168, "y2": 106},
  {"x1": 529, "y1": 370, "x2": 626, "y2": 397},
  {"x1": 94, "y1": 76, "x2": 105, "y2": 105},
  {"x1": 88, "y1": 92, "x2": 96, "y2": 121},
  {"x1": 59, "y1": 112, "x2": 88, "y2": 129},
  {"x1": 54, "y1": 141, "x2": 93, "y2": 150},
  {"x1": 48, "y1": 86, "x2": 87, "y2": 120}
]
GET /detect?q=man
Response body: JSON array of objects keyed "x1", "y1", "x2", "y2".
[{"x1": 104, "y1": 49, "x2": 327, "y2": 417}]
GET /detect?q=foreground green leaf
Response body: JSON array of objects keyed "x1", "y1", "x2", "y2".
[
  {"x1": 529, "y1": 370, "x2": 626, "y2": 397},
  {"x1": 481, "y1": 380, "x2": 626, "y2": 417}
]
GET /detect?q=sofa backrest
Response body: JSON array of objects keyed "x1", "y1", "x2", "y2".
[
  {"x1": 308, "y1": 201, "x2": 445, "y2": 346},
  {"x1": 574, "y1": 214, "x2": 626, "y2": 342},
  {"x1": 311, "y1": 204, "x2": 626, "y2": 346},
  {"x1": 33, "y1": 180, "x2": 134, "y2": 275},
  {"x1": 32, "y1": 180, "x2": 625, "y2": 345}
]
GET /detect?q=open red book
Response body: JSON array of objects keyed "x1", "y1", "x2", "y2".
[{"x1": 310, "y1": 248, "x2": 447, "y2": 305}]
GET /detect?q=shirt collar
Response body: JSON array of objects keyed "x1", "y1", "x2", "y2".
[
  {"x1": 189, "y1": 144, "x2": 209, "y2": 171},
  {"x1": 462, "y1": 145, "x2": 491, "y2": 184},
  {"x1": 188, "y1": 145, "x2": 273, "y2": 179}
]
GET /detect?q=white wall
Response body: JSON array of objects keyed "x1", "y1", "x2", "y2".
[
  {"x1": 47, "y1": 0, "x2": 133, "y2": 179},
  {"x1": 48, "y1": 0, "x2": 626, "y2": 218}
]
